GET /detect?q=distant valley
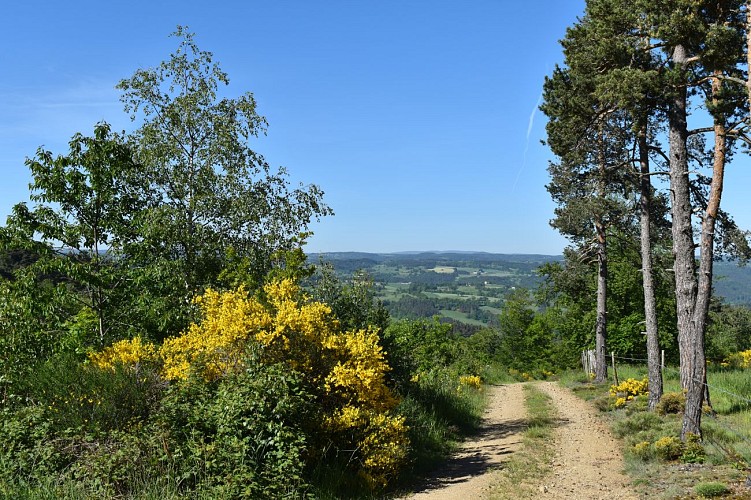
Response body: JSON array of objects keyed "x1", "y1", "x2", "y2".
[
  {"x1": 310, "y1": 252, "x2": 751, "y2": 331},
  {"x1": 310, "y1": 252, "x2": 559, "y2": 333}
]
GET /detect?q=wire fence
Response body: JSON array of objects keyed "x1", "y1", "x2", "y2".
[
  {"x1": 587, "y1": 351, "x2": 751, "y2": 466},
  {"x1": 610, "y1": 354, "x2": 751, "y2": 408}
]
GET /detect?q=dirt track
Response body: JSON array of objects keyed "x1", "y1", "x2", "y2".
[
  {"x1": 404, "y1": 383, "x2": 527, "y2": 499},
  {"x1": 537, "y1": 381, "x2": 637, "y2": 500},
  {"x1": 401, "y1": 381, "x2": 638, "y2": 500}
]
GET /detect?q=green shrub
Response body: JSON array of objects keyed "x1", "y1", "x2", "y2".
[
  {"x1": 631, "y1": 441, "x2": 655, "y2": 461},
  {"x1": 0, "y1": 404, "x2": 65, "y2": 484},
  {"x1": 612, "y1": 411, "x2": 662, "y2": 439},
  {"x1": 592, "y1": 395, "x2": 614, "y2": 412},
  {"x1": 66, "y1": 426, "x2": 169, "y2": 497},
  {"x1": 382, "y1": 319, "x2": 459, "y2": 389},
  {"x1": 653, "y1": 436, "x2": 684, "y2": 461},
  {"x1": 1, "y1": 368, "x2": 169, "y2": 497},
  {"x1": 0, "y1": 354, "x2": 312, "y2": 498},
  {"x1": 624, "y1": 395, "x2": 648, "y2": 415},
  {"x1": 656, "y1": 391, "x2": 685, "y2": 416},
  {"x1": 21, "y1": 353, "x2": 164, "y2": 433},
  {"x1": 693, "y1": 481, "x2": 730, "y2": 497},
  {"x1": 681, "y1": 433, "x2": 706, "y2": 464},
  {"x1": 156, "y1": 359, "x2": 311, "y2": 498}
]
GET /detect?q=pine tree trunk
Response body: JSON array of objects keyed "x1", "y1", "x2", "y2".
[
  {"x1": 594, "y1": 126, "x2": 608, "y2": 385},
  {"x1": 668, "y1": 44, "x2": 703, "y2": 437},
  {"x1": 682, "y1": 71, "x2": 727, "y2": 437},
  {"x1": 594, "y1": 220, "x2": 608, "y2": 383},
  {"x1": 638, "y1": 126, "x2": 663, "y2": 411}
]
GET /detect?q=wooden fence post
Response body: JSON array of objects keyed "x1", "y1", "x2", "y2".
[
  {"x1": 581, "y1": 349, "x2": 596, "y2": 378},
  {"x1": 611, "y1": 351, "x2": 619, "y2": 386},
  {"x1": 581, "y1": 351, "x2": 587, "y2": 376}
]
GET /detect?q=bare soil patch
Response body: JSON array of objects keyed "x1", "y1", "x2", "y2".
[{"x1": 536, "y1": 381, "x2": 637, "y2": 499}]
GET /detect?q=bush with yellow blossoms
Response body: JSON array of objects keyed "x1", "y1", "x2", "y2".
[
  {"x1": 88, "y1": 278, "x2": 408, "y2": 489},
  {"x1": 89, "y1": 336, "x2": 158, "y2": 371},
  {"x1": 458, "y1": 375, "x2": 482, "y2": 390},
  {"x1": 610, "y1": 377, "x2": 649, "y2": 408},
  {"x1": 725, "y1": 349, "x2": 751, "y2": 369},
  {"x1": 256, "y1": 279, "x2": 407, "y2": 488},
  {"x1": 159, "y1": 285, "x2": 272, "y2": 381}
]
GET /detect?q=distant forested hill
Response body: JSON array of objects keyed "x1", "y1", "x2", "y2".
[{"x1": 713, "y1": 260, "x2": 751, "y2": 306}]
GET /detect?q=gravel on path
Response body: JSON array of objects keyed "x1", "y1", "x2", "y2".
[{"x1": 400, "y1": 381, "x2": 640, "y2": 500}]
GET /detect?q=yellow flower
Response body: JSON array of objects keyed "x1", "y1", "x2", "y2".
[
  {"x1": 609, "y1": 377, "x2": 648, "y2": 406},
  {"x1": 159, "y1": 286, "x2": 272, "y2": 381},
  {"x1": 88, "y1": 336, "x2": 157, "y2": 370},
  {"x1": 459, "y1": 375, "x2": 482, "y2": 390},
  {"x1": 154, "y1": 279, "x2": 409, "y2": 487}
]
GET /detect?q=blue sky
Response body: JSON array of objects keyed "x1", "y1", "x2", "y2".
[{"x1": 3, "y1": 2, "x2": 750, "y2": 256}]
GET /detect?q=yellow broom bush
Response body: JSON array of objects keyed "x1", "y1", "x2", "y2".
[
  {"x1": 725, "y1": 349, "x2": 751, "y2": 369},
  {"x1": 89, "y1": 336, "x2": 157, "y2": 370},
  {"x1": 610, "y1": 377, "x2": 649, "y2": 408},
  {"x1": 88, "y1": 278, "x2": 408, "y2": 488}
]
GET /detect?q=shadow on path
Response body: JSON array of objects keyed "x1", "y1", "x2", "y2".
[{"x1": 408, "y1": 417, "x2": 528, "y2": 494}]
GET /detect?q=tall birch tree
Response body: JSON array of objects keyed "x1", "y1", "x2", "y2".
[{"x1": 117, "y1": 27, "x2": 333, "y2": 338}]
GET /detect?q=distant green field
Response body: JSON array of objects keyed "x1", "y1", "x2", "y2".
[
  {"x1": 381, "y1": 283, "x2": 409, "y2": 301},
  {"x1": 424, "y1": 291, "x2": 472, "y2": 300},
  {"x1": 481, "y1": 305, "x2": 503, "y2": 315},
  {"x1": 429, "y1": 266, "x2": 456, "y2": 274},
  {"x1": 476, "y1": 270, "x2": 515, "y2": 277},
  {"x1": 313, "y1": 251, "x2": 560, "y2": 328},
  {"x1": 439, "y1": 309, "x2": 488, "y2": 327}
]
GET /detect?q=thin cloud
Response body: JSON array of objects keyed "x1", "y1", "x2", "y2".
[
  {"x1": 512, "y1": 91, "x2": 543, "y2": 192},
  {"x1": 0, "y1": 80, "x2": 125, "y2": 141}
]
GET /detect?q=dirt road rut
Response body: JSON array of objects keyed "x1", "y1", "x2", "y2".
[
  {"x1": 404, "y1": 383, "x2": 527, "y2": 499},
  {"x1": 538, "y1": 381, "x2": 637, "y2": 500},
  {"x1": 402, "y1": 381, "x2": 638, "y2": 499}
]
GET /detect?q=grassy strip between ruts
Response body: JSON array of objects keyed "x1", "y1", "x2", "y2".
[{"x1": 487, "y1": 383, "x2": 557, "y2": 499}]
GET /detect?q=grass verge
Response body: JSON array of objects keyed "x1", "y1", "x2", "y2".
[
  {"x1": 387, "y1": 369, "x2": 488, "y2": 497},
  {"x1": 558, "y1": 368, "x2": 751, "y2": 499},
  {"x1": 487, "y1": 383, "x2": 557, "y2": 499}
]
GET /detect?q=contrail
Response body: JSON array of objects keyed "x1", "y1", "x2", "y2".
[{"x1": 511, "y1": 91, "x2": 544, "y2": 192}]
